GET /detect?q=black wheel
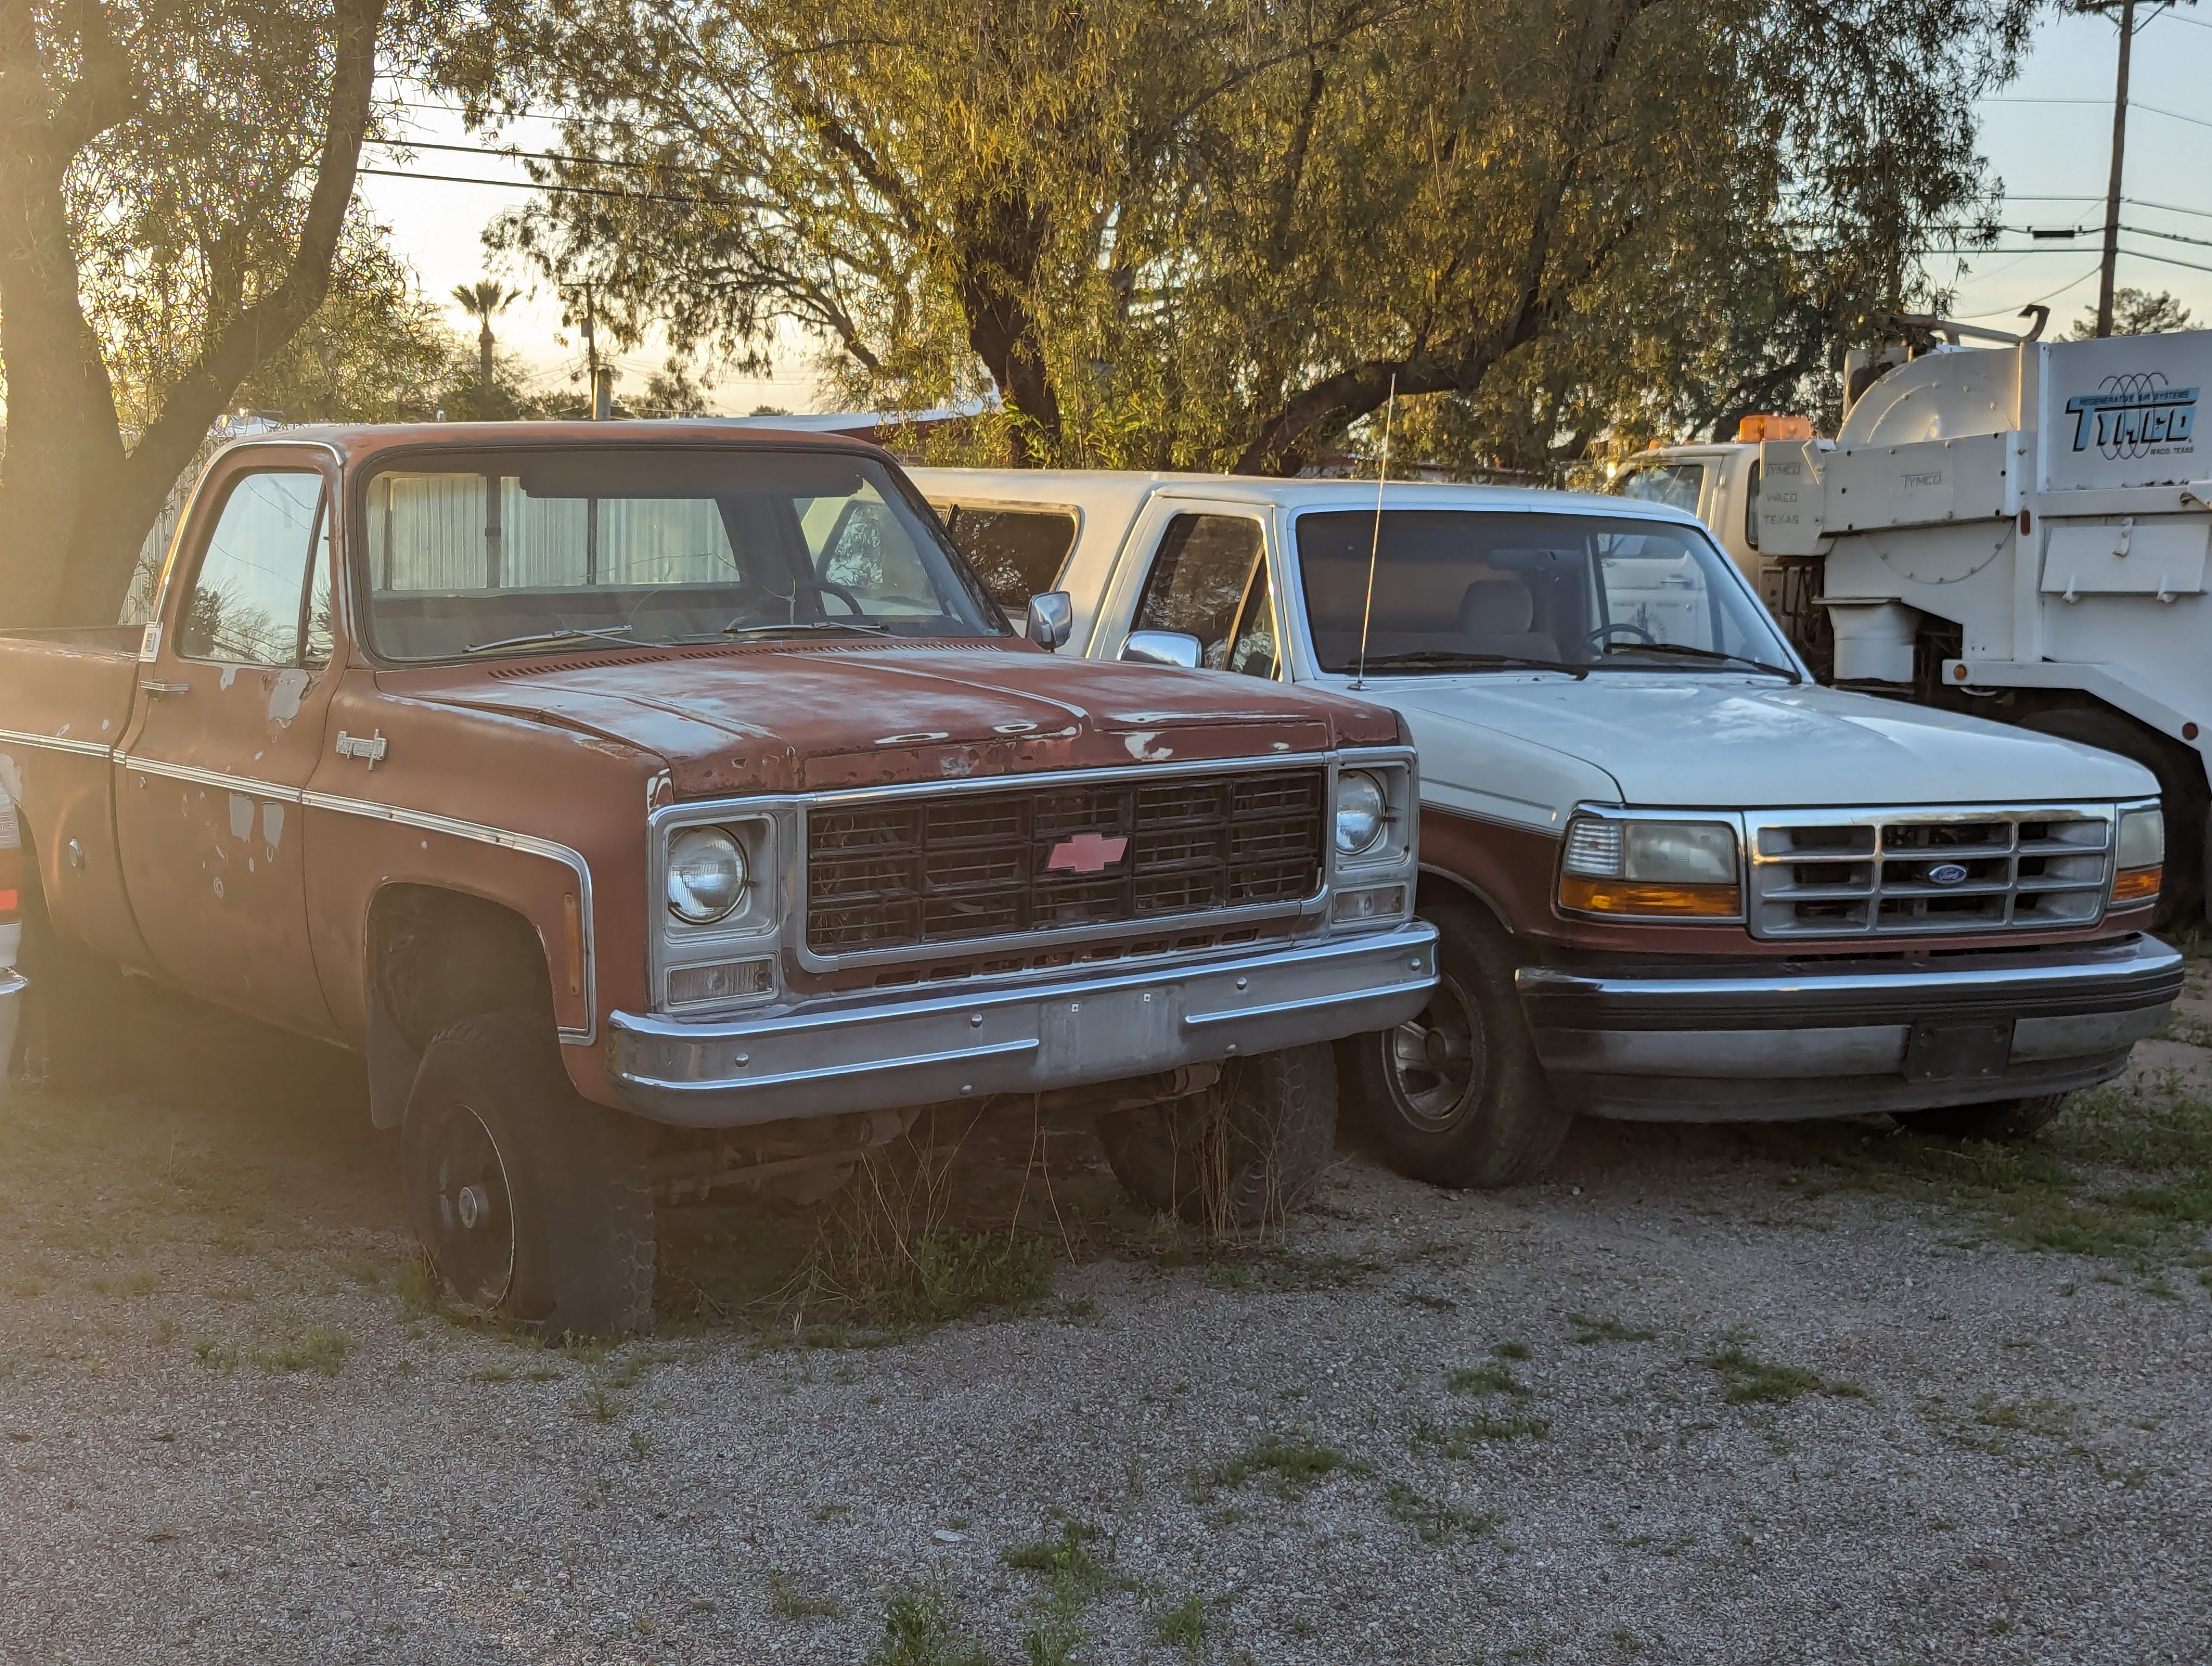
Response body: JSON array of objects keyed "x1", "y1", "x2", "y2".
[
  {"x1": 402, "y1": 1011, "x2": 656, "y2": 1336},
  {"x1": 1346, "y1": 902, "x2": 1572, "y2": 1187},
  {"x1": 1096, "y1": 1042, "x2": 1338, "y2": 1228},
  {"x1": 1899, "y1": 1094, "x2": 2068, "y2": 1142},
  {"x1": 2017, "y1": 706, "x2": 2205, "y2": 930}
]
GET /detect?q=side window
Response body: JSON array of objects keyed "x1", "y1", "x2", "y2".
[
  {"x1": 178, "y1": 471, "x2": 329, "y2": 665},
  {"x1": 1132, "y1": 514, "x2": 1268, "y2": 672},
  {"x1": 806, "y1": 491, "x2": 946, "y2": 616},
  {"x1": 938, "y1": 505, "x2": 1078, "y2": 614}
]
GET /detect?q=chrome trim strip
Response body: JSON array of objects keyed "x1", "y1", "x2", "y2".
[
  {"x1": 0, "y1": 969, "x2": 25, "y2": 998},
  {"x1": 624, "y1": 1036, "x2": 1041, "y2": 1097},
  {"x1": 119, "y1": 755, "x2": 306, "y2": 803},
  {"x1": 106, "y1": 749, "x2": 603, "y2": 1046},
  {"x1": 1513, "y1": 935, "x2": 2181, "y2": 1003},
  {"x1": 299, "y1": 790, "x2": 600, "y2": 1046},
  {"x1": 0, "y1": 728, "x2": 114, "y2": 760}
]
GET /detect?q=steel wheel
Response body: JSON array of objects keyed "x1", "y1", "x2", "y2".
[
  {"x1": 1384, "y1": 973, "x2": 1487, "y2": 1132},
  {"x1": 424, "y1": 1102, "x2": 516, "y2": 1309}
]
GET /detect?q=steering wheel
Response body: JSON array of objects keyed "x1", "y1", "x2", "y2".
[
  {"x1": 1586, "y1": 621, "x2": 1657, "y2": 649},
  {"x1": 795, "y1": 579, "x2": 868, "y2": 618}
]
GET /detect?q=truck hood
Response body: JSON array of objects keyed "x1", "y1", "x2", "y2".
[
  {"x1": 1379, "y1": 674, "x2": 2159, "y2": 808},
  {"x1": 394, "y1": 640, "x2": 1400, "y2": 796}
]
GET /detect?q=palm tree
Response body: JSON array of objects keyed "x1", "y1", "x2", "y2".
[{"x1": 452, "y1": 280, "x2": 520, "y2": 393}]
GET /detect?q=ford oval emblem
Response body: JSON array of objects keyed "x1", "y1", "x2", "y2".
[{"x1": 1927, "y1": 862, "x2": 1970, "y2": 886}]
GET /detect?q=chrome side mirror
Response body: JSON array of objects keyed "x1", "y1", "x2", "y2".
[
  {"x1": 1120, "y1": 630, "x2": 1203, "y2": 670},
  {"x1": 1025, "y1": 591, "x2": 1073, "y2": 650}
]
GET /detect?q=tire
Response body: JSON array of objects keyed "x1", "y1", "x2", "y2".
[
  {"x1": 1095, "y1": 1042, "x2": 1338, "y2": 1229},
  {"x1": 402, "y1": 1011, "x2": 656, "y2": 1337},
  {"x1": 2017, "y1": 706, "x2": 2204, "y2": 929},
  {"x1": 1346, "y1": 902, "x2": 1572, "y2": 1188},
  {"x1": 1899, "y1": 1094, "x2": 2068, "y2": 1142}
]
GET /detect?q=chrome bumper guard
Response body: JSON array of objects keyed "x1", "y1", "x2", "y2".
[
  {"x1": 610, "y1": 923, "x2": 1438, "y2": 1127},
  {"x1": 1515, "y1": 935, "x2": 2183, "y2": 1122},
  {"x1": 0, "y1": 968, "x2": 22, "y2": 1107}
]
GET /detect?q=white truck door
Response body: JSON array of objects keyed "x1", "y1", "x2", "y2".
[{"x1": 1095, "y1": 500, "x2": 1284, "y2": 678}]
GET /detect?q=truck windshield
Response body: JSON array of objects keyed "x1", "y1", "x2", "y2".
[
  {"x1": 1617, "y1": 462, "x2": 1705, "y2": 515},
  {"x1": 1295, "y1": 509, "x2": 1797, "y2": 678},
  {"x1": 358, "y1": 447, "x2": 1009, "y2": 661}
]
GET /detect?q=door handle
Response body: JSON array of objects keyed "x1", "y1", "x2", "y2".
[{"x1": 139, "y1": 680, "x2": 189, "y2": 697}]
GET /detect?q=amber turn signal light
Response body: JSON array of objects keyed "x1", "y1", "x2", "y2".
[
  {"x1": 2112, "y1": 864, "x2": 2162, "y2": 904},
  {"x1": 1559, "y1": 876, "x2": 1742, "y2": 918}
]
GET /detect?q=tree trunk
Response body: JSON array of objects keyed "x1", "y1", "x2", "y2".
[
  {"x1": 0, "y1": 0, "x2": 389, "y2": 629},
  {"x1": 950, "y1": 189, "x2": 1060, "y2": 466},
  {"x1": 480, "y1": 319, "x2": 495, "y2": 390}
]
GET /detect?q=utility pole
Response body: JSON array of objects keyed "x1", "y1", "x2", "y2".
[
  {"x1": 579, "y1": 282, "x2": 613, "y2": 419},
  {"x1": 2093, "y1": 0, "x2": 2137, "y2": 338}
]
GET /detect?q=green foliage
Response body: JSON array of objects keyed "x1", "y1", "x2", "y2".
[
  {"x1": 1384, "y1": 1479, "x2": 1500, "y2": 1545},
  {"x1": 1412, "y1": 1413, "x2": 1552, "y2": 1457},
  {"x1": 1153, "y1": 1593, "x2": 1212, "y2": 1653},
  {"x1": 1704, "y1": 1345, "x2": 1822, "y2": 1405},
  {"x1": 2063, "y1": 288, "x2": 2195, "y2": 341},
  {"x1": 447, "y1": 0, "x2": 2036, "y2": 473},
  {"x1": 1448, "y1": 1362, "x2": 1528, "y2": 1398},
  {"x1": 867, "y1": 1587, "x2": 990, "y2": 1666},
  {"x1": 1202, "y1": 1433, "x2": 1345, "y2": 1499}
]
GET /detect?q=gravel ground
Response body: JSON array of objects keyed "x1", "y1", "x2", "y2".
[{"x1": 3, "y1": 972, "x2": 2210, "y2": 1666}]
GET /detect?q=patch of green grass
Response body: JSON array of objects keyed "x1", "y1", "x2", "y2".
[
  {"x1": 1384, "y1": 1479, "x2": 1500, "y2": 1544},
  {"x1": 766, "y1": 1570, "x2": 841, "y2": 1621},
  {"x1": 259, "y1": 1325, "x2": 353, "y2": 1377},
  {"x1": 1704, "y1": 1344, "x2": 1858, "y2": 1406},
  {"x1": 1001, "y1": 1518, "x2": 1109, "y2": 1605},
  {"x1": 1973, "y1": 1395, "x2": 2078, "y2": 1439},
  {"x1": 1743, "y1": 1078, "x2": 2212, "y2": 1273},
  {"x1": 1448, "y1": 1362, "x2": 1528, "y2": 1398},
  {"x1": 1493, "y1": 1341, "x2": 1532, "y2": 1361},
  {"x1": 884, "y1": 1233, "x2": 1054, "y2": 1327},
  {"x1": 191, "y1": 1338, "x2": 238, "y2": 1375},
  {"x1": 575, "y1": 1383, "x2": 620, "y2": 1423},
  {"x1": 1201, "y1": 1433, "x2": 1346, "y2": 1500},
  {"x1": 470, "y1": 1366, "x2": 514, "y2": 1383},
  {"x1": 1411, "y1": 1413, "x2": 1550, "y2": 1457},
  {"x1": 1154, "y1": 1593, "x2": 1211, "y2": 1654},
  {"x1": 867, "y1": 1587, "x2": 989, "y2": 1666},
  {"x1": 1568, "y1": 1312, "x2": 1656, "y2": 1345}
]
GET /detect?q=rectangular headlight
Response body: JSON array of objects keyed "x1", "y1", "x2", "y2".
[
  {"x1": 1560, "y1": 814, "x2": 1742, "y2": 919},
  {"x1": 2114, "y1": 806, "x2": 2164, "y2": 903}
]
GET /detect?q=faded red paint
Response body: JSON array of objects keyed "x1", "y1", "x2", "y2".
[{"x1": 0, "y1": 422, "x2": 1397, "y2": 1108}]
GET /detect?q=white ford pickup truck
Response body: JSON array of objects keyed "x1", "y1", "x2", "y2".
[{"x1": 912, "y1": 468, "x2": 2184, "y2": 1186}]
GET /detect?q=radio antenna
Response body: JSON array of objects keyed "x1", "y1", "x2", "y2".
[{"x1": 1350, "y1": 373, "x2": 1398, "y2": 691}]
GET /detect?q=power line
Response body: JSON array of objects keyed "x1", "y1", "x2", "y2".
[
  {"x1": 357, "y1": 165, "x2": 747, "y2": 209},
  {"x1": 1980, "y1": 95, "x2": 2212, "y2": 132}
]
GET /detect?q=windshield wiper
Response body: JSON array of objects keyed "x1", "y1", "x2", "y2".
[
  {"x1": 1594, "y1": 640, "x2": 1801, "y2": 682},
  {"x1": 721, "y1": 618, "x2": 892, "y2": 638},
  {"x1": 465, "y1": 624, "x2": 637, "y2": 654},
  {"x1": 1353, "y1": 650, "x2": 1591, "y2": 680}
]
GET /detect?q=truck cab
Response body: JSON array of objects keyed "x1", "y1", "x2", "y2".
[{"x1": 912, "y1": 465, "x2": 2182, "y2": 1188}]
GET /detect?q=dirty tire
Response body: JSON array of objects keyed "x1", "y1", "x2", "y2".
[
  {"x1": 1095, "y1": 1042, "x2": 1338, "y2": 1228},
  {"x1": 1346, "y1": 902, "x2": 1571, "y2": 1188},
  {"x1": 2017, "y1": 706, "x2": 2203, "y2": 929},
  {"x1": 1899, "y1": 1094, "x2": 2069, "y2": 1142},
  {"x1": 402, "y1": 1011, "x2": 655, "y2": 1337}
]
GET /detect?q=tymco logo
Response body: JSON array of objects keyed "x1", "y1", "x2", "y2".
[{"x1": 2065, "y1": 373, "x2": 2199, "y2": 459}]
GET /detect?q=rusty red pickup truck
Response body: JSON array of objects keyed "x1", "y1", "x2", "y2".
[{"x1": 0, "y1": 423, "x2": 1435, "y2": 1332}]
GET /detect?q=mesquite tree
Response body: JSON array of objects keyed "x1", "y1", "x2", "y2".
[
  {"x1": 0, "y1": 0, "x2": 432, "y2": 627},
  {"x1": 447, "y1": 0, "x2": 2036, "y2": 473}
]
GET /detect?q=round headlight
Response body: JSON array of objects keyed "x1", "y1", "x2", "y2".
[
  {"x1": 667, "y1": 826, "x2": 747, "y2": 924},
  {"x1": 1334, "y1": 771, "x2": 1387, "y2": 855}
]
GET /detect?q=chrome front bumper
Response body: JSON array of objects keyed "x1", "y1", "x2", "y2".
[
  {"x1": 609, "y1": 924, "x2": 1438, "y2": 1127},
  {"x1": 1515, "y1": 935, "x2": 2183, "y2": 1121}
]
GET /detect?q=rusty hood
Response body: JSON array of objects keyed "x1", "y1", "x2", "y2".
[{"x1": 384, "y1": 639, "x2": 1401, "y2": 797}]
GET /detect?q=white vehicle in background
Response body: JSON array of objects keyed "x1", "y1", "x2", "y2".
[
  {"x1": 1623, "y1": 325, "x2": 2212, "y2": 925},
  {"x1": 912, "y1": 465, "x2": 2181, "y2": 1188},
  {"x1": 1, "y1": 785, "x2": 21, "y2": 1103}
]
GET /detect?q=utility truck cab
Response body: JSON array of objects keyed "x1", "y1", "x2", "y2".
[{"x1": 914, "y1": 466, "x2": 2182, "y2": 1187}]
